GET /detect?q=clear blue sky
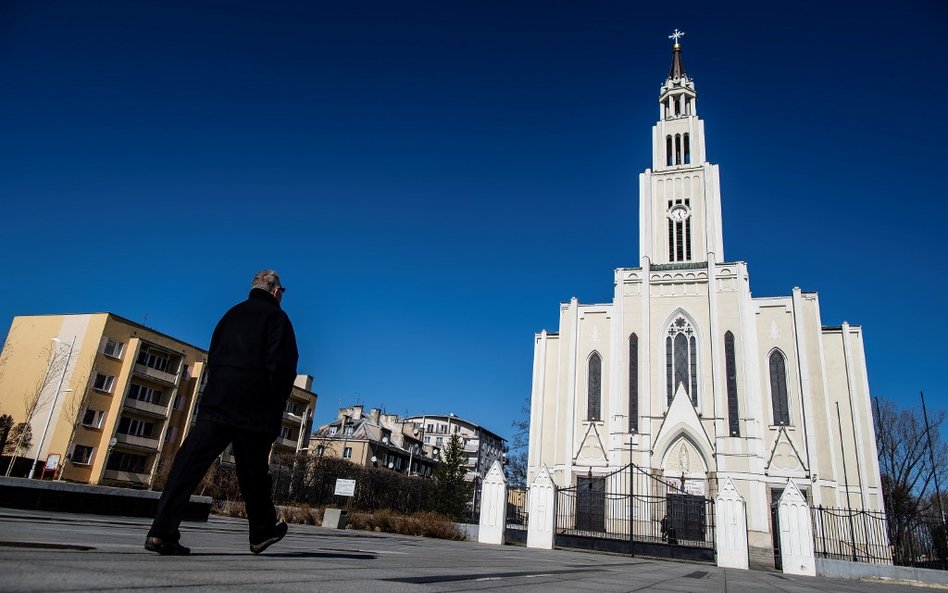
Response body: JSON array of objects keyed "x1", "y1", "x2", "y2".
[{"x1": 1, "y1": 1, "x2": 945, "y2": 443}]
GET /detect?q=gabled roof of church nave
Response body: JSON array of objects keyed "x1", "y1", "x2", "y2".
[{"x1": 651, "y1": 383, "x2": 715, "y2": 465}]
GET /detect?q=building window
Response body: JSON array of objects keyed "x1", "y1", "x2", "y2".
[
  {"x1": 137, "y1": 348, "x2": 171, "y2": 372},
  {"x1": 316, "y1": 445, "x2": 325, "y2": 456},
  {"x1": 71, "y1": 445, "x2": 94, "y2": 465},
  {"x1": 165, "y1": 426, "x2": 177, "y2": 443},
  {"x1": 770, "y1": 351, "x2": 790, "y2": 425},
  {"x1": 107, "y1": 451, "x2": 147, "y2": 473},
  {"x1": 128, "y1": 383, "x2": 163, "y2": 405},
  {"x1": 666, "y1": 316, "x2": 698, "y2": 406},
  {"x1": 343, "y1": 447, "x2": 352, "y2": 459},
  {"x1": 280, "y1": 426, "x2": 293, "y2": 440},
  {"x1": 328, "y1": 426, "x2": 337, "y2": 436},
  {"x1": 666, "y1": 135, "x2": 673, "y2": 166},
  {"x1": 81, "y1": 409, "x2": 105, "y2": 429},
  {"x1": 629, "y1": 334, "x2": 639, "y2": 432},
  {"x1": 102, "y1": 339, "x2": 124, "y2": 359},
  {"x1": 117, "y1": 416, "x2": 155, "y2": 438},
  {"x1": 93, "y1": 373, "x2": 115, "y2": 393},
  {"x1": 683, "y1": 133, "x2": 691, "y2": 164},
  {"x1": 724, "y1": 331, "x2": 740, "y2": 436},
  {"x1": 284, "y1": 401, "x2": 299, "y2": 415},
  {"x1": 587, "y1": 352, "x2": 602, "y2": 421},
  {"x1": 173, "y1": 394, "x2": 182, "y2": 410}
]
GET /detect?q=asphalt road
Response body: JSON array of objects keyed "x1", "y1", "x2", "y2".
[{"x1": 0, "y1": 508, "x2": 927, "y2": 592}]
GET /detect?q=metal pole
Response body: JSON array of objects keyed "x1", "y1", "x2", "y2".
[
  {"x1": 28, "y1": 337, "x2": 75, "y2": 479},
  {"x1": 629, "y1": 439, "x2": 635, "y2": 557},
  {"x1": 836, "y1": 401, "x2": 858, "y2": 561},
  {"x1": 5, "y1": 342, "x2": 60, "y2": 477}
]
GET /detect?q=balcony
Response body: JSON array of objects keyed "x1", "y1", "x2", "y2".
[
  {"x1": 274, "y1": 437, "x2": 297, "y2": 450},
  {"x1": 124, "y1": 398, "x2": 168, "y2": 418},
  {"x1": 114, "y1": 432, "x2": 160, "y2": 451},
  {"x1": 102, "y1": 469, "x2": 150, "y2": 485},
  {"x1": 133, "y1": 363, "x2": 178, "y2": 385},
  {"x1": 282, "y1": 411, "x2": 304, "y2": 424}
]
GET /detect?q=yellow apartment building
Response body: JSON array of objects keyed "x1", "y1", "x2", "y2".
[{"x1": 0, "y1": 313, "x2": 317, "y2": 488}]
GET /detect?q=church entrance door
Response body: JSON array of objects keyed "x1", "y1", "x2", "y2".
[{"x1": 575, "y1": 476, "x2": 605, "y2": 532}]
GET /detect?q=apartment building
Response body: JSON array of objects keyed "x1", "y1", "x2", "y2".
[
  {"x1": 403, "y1": 413, "x2": 506, "y2": 482},
  {"x1": 310, "y1": 405, "x2": 437, "y2": 477},
  {"x1": 0, "y1": 313, "x2": 317, "y2": 488}
]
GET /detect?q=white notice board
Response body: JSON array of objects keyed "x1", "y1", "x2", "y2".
[{"x1": 334, "y1": 478, "x2": 356, "y2": 497}]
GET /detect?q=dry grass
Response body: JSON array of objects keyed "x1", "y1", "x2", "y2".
[
  {"x1": 347, "y1": 509, "x2": 465, "y2": 540},
  {"x1": 210, "y1": 503, "x2": 463, "y2": 540}
]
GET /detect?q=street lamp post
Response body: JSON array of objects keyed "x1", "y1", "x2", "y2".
[{"x1": 28, "y1": 336, "x2": 76, "y2": 480}]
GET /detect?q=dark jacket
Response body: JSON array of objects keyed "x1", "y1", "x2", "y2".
[{"x1": 198, "y1": 288, "x2": 299, "y2": 436}]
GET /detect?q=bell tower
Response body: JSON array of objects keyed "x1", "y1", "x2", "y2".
[{"x1": 639, "y1": 30, "x2": 724, "y2": 266}]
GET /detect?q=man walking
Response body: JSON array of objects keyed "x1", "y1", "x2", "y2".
[{"x1": 146, "y1": 269, "x2": 299, "y2": 555}]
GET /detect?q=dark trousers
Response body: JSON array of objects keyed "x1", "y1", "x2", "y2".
[{"x1": 148, "y1": 419, "x2": 277, "y2": 544}]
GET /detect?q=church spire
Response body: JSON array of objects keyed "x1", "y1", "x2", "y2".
[{"x1": 667, "y1": 29, "x2": 686, "y2": 80}]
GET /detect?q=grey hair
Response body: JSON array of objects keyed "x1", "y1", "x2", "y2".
[{"x1": 251, "y1": 269, "x2": 282, "y2": 292}]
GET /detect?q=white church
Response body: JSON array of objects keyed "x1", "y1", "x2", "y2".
[{"x1": 527, "y1": 34, "x2": 884, "y2": 566}]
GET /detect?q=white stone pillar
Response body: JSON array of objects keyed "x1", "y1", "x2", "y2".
[
  {"x1": 777, "y1": 479, "x2": 816, "y2": 576},
  {"x1": 478, "y1": 460, "x2": 507, "y2": 545},
  {"x1": 715, "y1": 477, "x2": 749, "y2": 569},
  {"x1": 527, "y1": 465, "x2": 556, "y2": 549}
]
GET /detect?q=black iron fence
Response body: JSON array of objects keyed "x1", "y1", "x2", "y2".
[
  {"x1": 554, "y1": 463, "x2": 714, "y2": 552},
  {"x1": 813, "y1": 506, "x2": 948, "y2": 570},
  {"x1": 506, "y1": 487, "x2": 528, "y2": 531}
]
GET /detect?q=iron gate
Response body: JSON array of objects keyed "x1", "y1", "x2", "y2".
[
  {"x1": 505, "y1": 487, "x2": 529, "y2": 544},
  {"x1": 554, "y1": 462, "x2": 715, "y2": 561}
]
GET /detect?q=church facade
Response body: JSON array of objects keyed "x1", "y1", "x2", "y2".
[{"x1": 527, "y1": 39, "x2": 883, "y2": 566}]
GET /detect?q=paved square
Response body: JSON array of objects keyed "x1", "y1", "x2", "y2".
[{"x1": 0, "y1": 509, "x2": 925, "y2": 592}]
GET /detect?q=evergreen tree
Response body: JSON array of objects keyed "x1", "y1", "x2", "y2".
[{"x1": 432, "y1": 433, "x2": 473, "y2": 520}]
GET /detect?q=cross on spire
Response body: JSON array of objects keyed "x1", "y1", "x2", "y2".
[{"x1": 669, "y1": 29, "x2": 685, "y2": 47}]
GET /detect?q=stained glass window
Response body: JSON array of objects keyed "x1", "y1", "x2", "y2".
[
  {"x1": 770, "y1": 351, "x2": 790, "y2": 425},
  {"x1": 667, "y1": 316, "x2": 699, "y2": 407},
  {"x1": 629, "y1": 334, "x2": 639, "y2": 432},
  {"x1": 725, "y1": 331, "x2": 740, "y2": 436},
  {"x1": 588, "y1": 352, "x2": 602, "y2": 421}
]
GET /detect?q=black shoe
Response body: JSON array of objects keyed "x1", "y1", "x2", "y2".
[
  {"x1": 250, "y1": 521, "x2": 287, "y2": 554},
  {"x1": 145, "y1": 536, "x2": 191, "y2": 556}
]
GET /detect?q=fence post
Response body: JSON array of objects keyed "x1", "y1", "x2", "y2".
[
  {"x1": 478, "y1": 460, "x2": 507, "y2": 545},
  {"x1": 818, "y1": 505, "x2": 826, "y2": 558},
  {"x1": 715, "y1": 477, "x2": 748, "y2": 569},
  {"x1": 527, "y1": 464, "x2": 556, "y2": 549},
  {"x1": 629, "y1": 461, "x2": 635, "y2": 557},
  {"x1": 777, "y1": 479, "x2": 816, "y2": 576}
]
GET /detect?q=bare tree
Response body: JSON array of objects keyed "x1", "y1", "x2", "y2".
[
  {"x1": 505, "y1": 396, "x2": 530, "y2": 488},
  {"x1": 875, "y1": 397, "x2": 948, "y2": 513},
  {"x1": 4, "y1": 342, "x2": 72, "y2": 476},
  {"x1": 57, "y1": 361, "x2": 97, "y2": 479}
]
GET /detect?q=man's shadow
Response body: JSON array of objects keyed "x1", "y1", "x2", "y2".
[{"x1": 193, "y1": 551, "x2": 377, "y2": 560}]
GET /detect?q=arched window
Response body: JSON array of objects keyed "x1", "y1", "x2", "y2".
[
  {"x1": 588, "y1": 352, "x2": 602, "y2": 421},
  {"x1": 769, "y1": 351, "x2": 790, "y2": 425},
  {"x1": 665, "y1": 316, "x2": 698, "y2": 406},
  {"x1": 674, "y1": 134, "x2": 682, "y2": 165},
  {"x1": 724, "y1": 331, "x2": 740, "y2": 436},
  {"x1": 683, "y1": 133, "x2": 691, "y2": 164},
  {"x1": 629, "y1": 334, "x2": 639, "y2": 432},
  {"x1": 666, "y1": 135, "x2": 673, "y2": 166}
]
